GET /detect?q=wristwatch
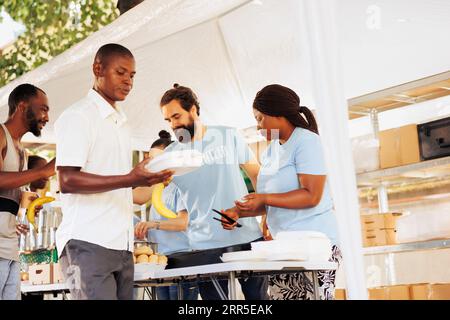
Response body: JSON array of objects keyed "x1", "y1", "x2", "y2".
[{"x1": 155, "y1": 221, "x2": 161, "y2": 230}]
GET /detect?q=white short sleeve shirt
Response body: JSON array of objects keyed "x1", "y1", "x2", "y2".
[{"x1": 54, "y1": 89, "x2": 134, "y2": 255}]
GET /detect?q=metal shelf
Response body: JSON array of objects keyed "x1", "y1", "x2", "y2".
[
  {"x1": 357, "y1": 156, "x2": 450, "y2": 187},
  {"x1": 348, "y1": 70, "x2": 450, "y2": 119},
  {"x1": 363, "y1": 239, "x2": 450, "y2": 255}
]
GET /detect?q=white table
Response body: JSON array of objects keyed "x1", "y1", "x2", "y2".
[
  {"x1": 136, "y1": 260, "x2": 337, "y2": 300},
  {"x1": 21, "y1": 282, "x2": 70, "y2": 299},
  {"x1": 21, "y1": 260, "x2": 337, "y2": 300}
]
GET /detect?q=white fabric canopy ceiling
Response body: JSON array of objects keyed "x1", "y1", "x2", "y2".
[{"x1": 1, "y1": 0, "x2": 449, "y2": 147}]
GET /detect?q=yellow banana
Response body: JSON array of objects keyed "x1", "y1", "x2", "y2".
[
  {"x1": 27, "y1": 196, "x2": 55, "y2": 231},
  {"x1": 151, "y1": 183, "x2": 177, "y2": 219}
]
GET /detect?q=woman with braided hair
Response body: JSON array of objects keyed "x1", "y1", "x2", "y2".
[{"x1": 222, "y1": 84, "x2": 342, "y2": 300}]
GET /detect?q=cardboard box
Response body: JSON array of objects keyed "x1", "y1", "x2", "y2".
[
  {"x1": 368, "y1": 287, "x2": 387, "y2": 300},
  {"x1": 28, "y1": 263, "x2": 52, "y2": 285},
  {"x1": 335, "y1": 288, "x2": 346, "y2": 300},
  {"x1": 388, "y1": 285, "x2": 411, "y2": 300},
  {"x1": 410, "y1": 283, "x2": 429, "y2": 300},
  {"x1": 361, "y1": 214, "x2": 386, "y2": 230},
  {"x1": 369, "y1": 285, "x2": 410, "y2": 300},
  {"x1": 51, "y1": 263, "x2": 65, "y2": 284},
  {"x1": 362, "y1": 228, "x2": 397, "y2": 247},
  {"x1": 410, "y1": 283, "x2": 450, "y2": 300},
  {"x1": 361, "y1": 212, "x2": 401, "y2": 231},
  {"x1": 361, "y1": 213, "x2": 401, "y2": 247},
  {"x1": 379, "y1": 124, "x2": 421, "y2": 169},
  {"x1": 363, "y1": 229, "x2": 387, "y2": 247}
]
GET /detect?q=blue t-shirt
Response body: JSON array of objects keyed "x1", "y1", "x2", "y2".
[
  {"x1": 257, "y1": 127, "x2": 339, "y2": 246},
  {"x1": 148, "y1": 183, "x2": 191, "y2": 255},
  {"x1": 166, "y1": 125, "x2": 263, "y2": 250}
]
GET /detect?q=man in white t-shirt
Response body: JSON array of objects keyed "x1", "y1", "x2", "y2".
[{"x1": 54, "y1": 43, "x2": 173, "y2": 300}]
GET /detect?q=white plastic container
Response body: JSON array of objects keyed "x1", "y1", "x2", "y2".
[
  {"x1": 145, "y1": 150, "x2": 203, "y2": 176},
  {"x1": 396, "y1": 211, "x2": 450, "y2": 243},
  {"x1": 352, "y1": 135, "x2": 380, "y2": 173}
]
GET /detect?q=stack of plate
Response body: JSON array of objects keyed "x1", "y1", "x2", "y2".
[
  {"x1": 220, "y1": 231, "x2": 332, "y2": 263},
  {"x1": 251, "y1": 231, "x2": 332, "y2": 261},
  {"x1": 220, "y1": 250, "x2": 266, "y2": 263},
  {"x1": 145, "y1": 150, "x2": 204, "y2": 176}
]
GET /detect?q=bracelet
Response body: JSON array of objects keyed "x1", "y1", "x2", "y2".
[{"x1": 155, "y1": 221, "x2": 161, "y2": 230}]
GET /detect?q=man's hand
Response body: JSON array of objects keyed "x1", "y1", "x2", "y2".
[
  {"x1": 20, "y1": 191, "x2": 38, "y2": 210},
  {"x1": 135, "y1": 221, "x2": 151, "y2": 240},
  {"x1": 129, "y1": 158, "x2": 174, "y2": 188},
  {"x1": 16, "y1": 223, "x2": 29, "y2": 235},
  {"x1": 27, "y1": 194, "x2": 43, "y2": 214},
  {"x1": 42, "y1": 158, "x2": 56, "y2": 178}
]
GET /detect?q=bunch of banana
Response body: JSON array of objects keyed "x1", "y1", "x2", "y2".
[
  {"x1": 151, "y1": 183, "x2": 177, "y2": 219},
  {"x1": 27, "y1": 197, "x2": 55, "y2": 231}
]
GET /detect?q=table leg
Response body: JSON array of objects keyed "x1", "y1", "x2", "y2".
[
  {"x1": 228, "y1": 271, "x2": 237, "y2": 300},
  {"x1": 177, "y1": 281, "x2": 183, "y2": 300},
  {"x1": 143, "y1": 287, "x2": 152, "y2": 300},
  {"x1": 210, "y1": 276, "x2": 228, "y2": 300},
  {"x1": 312, "y1": 271, "x2": 321, "y2": 300},
  {"x1": 151, "y1": 286, "x2": 157, "y2": 300}
]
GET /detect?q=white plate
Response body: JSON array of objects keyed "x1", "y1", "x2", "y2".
[
  {"x1": 145, "y1": 150, "x2": 203, "y2": 176},
  {"x1": 220, "y1": 250, "x2": 266, "y2": 263}
]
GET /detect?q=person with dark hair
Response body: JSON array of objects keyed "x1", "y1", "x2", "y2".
[
  {"x1": 0, "y1": 83, "x2": 56, "y2": 300},
  {"x1": 116, "y1": 0, "x2": 144, "y2": 15},
  {"x1": 54, "y1": 43, "x2": 173, "y2": 300},
  {"x1": 94, "y1": 43, "x2": 134, "y2": 68},
  {"x1": 159, "y1": 84, "x2": 268, "y2": 300},
  {"x1": 133, "y1": 130, "x2": 198, "y2": 300},
  {"x1": 222, "y1": 84, "x2": 341, "y2": 300},
  {"x1": 27, "y1": 155, "x2": 50, "y2": 192},
  {"x1": 150, "y1": 129, "x2": 173, "y2": 149},
  {"x1": 159, "y1": 84, "x2": 201, "y2": 142}
]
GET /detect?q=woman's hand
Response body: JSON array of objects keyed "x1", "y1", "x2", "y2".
[
  {"x1": 220, "y1": 208, "x2": 240, "y2": 230},
  {"x1": 235, "y1": 193, "x2": 267, "y2": 213}
]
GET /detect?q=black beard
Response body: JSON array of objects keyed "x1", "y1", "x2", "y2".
[
  {"x1": 174, "y1": 123, "x2": 195, "y2": 143},
  {"x1": 26, "y1": 107, "x2": 41, "y2": 137}
]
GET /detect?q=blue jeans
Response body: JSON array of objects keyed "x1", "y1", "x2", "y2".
[
  {"x1": 156, "y1": 282, "x2": 198, "y2": 300},
  {"x1": 0, "y1": 258, "x2": 20, "y2": 300}
]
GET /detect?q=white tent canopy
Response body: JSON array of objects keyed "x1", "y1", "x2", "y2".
[
  {"x1": 1, "y1": 0, "x2": 449, "y2": 148},
  {"x1": 1, "y1": 0, "x2": 450, "y2": 299}
]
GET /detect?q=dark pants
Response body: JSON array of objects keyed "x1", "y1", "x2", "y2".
[
  {"x1": 59, "y1": 239, "x2": 134, "y2": 300},
  {"x1": 167, "y1": 238, "x2": 268, "y2": 300},
  {"x1": 198, "y1": 276, "x2": 268, "y2": 300},
  {"x1": 156, "y1": 282, "x2": 199, "y2": 300}
]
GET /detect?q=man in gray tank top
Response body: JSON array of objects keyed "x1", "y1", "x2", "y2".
[{"x1": 0, "y1": 84, "x2": 55, "y2": 300}]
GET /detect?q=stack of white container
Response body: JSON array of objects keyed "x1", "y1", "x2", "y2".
[{"x1": 221, "y1": 231, "x2": 332, "y2": 262}]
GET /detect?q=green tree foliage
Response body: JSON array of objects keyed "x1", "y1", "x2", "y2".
[{"x1": 0, "y1": 0, "x2": 118, "y2": 86}]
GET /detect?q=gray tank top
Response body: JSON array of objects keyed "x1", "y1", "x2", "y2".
[
  {"x1": 0, "y1": 123, "x2": 28, "y2": 261},
  {"x1": 0, "y1": 123, "x2": 27, "y2": 204}
]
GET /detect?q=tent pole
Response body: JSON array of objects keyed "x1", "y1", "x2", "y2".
[{"x1": 299, "y1": 0, "x2": 368, "y2": 299}]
